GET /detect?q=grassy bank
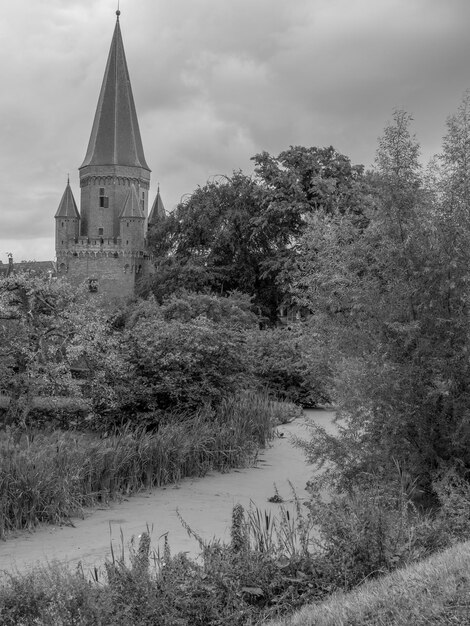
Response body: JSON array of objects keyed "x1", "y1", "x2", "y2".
[
  {"x1": 0, "y1": 391, "x2": 286, "y2": 538},
  {"x1": 266, "y1": 540, "x2": 470, "y2": 625}
]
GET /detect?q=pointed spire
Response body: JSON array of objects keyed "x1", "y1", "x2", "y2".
[
  {"x1": 148, "y1": 185, "x2": 166, "y2": 224},
  {"x1": 119, "y1": 184, "x2": 145, "y2": 219},
  {"x1": 80, "y1": 14, "x2": 149, "y2": 170},
  {"x1": 55, "y1": 179, "x2": 80, "y2": 218}
]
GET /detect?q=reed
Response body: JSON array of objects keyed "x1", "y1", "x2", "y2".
[
  {"x1": 244, "y1": 482, "x2": 314, "y2": 559},
  {"x1": 0, "y1": 391, "x2": 282, "y2": 537}
]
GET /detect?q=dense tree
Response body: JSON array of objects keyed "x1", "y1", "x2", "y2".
[
  {"x1": 252, "y1": 145, "x2": 369, "y2": 225},
  {"x1": 293, "y1": 107, "x2": 470, "y2": 497},
  {"x1": 147, "y1": 148, "x2": 370, "y2": 322},
  {"x1": 0, "y1": 274, "x2": 82, "y2": 426},
  {"x1": 146, "y1": 172, "x2": 279, "y2": 316},
  {"x1": 245, "y1": 324, "x2": 331, "y2": 406},
  {"x1": 0, "y1": 273, "x2": 131, "y2": 430},
  {"x1": 121, "y1": 293, "x2": 251, "y2": 414}
]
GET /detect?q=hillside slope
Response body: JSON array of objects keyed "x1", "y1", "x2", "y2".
[{"x1": 266, "y1": 540, "x2": 470, "y2": 625}]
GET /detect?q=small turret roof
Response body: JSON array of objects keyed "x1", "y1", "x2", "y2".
[
  {"x1": 54, "y1": 180, "x2": 80, "y2": 219},
  {"x1": 120, "y1": 184, "x2": 145, "y2": 219},
  {"x1": 80, "y1": 14, "x2": 150, "y2": 171},
  {"x1": 148, "y1": 186, "x2": 166, "y2": 224}
]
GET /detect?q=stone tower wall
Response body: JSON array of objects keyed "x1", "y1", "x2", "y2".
[
  {"x1": 57, "y1": 248, "x2": 152, "y2": 301},
  {"x1": 56, "y1": 218, "x2": 79, "y2": 248},
  {"x1": 79, "y1": 165, "x2": 150, "y2": 241},
  {"x1": 120, "y1": 217, "x2": 145, "y2": 250}
]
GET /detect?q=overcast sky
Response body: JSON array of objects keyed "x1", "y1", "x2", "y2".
[{"x1": 1, "y1": 0, "x2": 470, "y2": 261}]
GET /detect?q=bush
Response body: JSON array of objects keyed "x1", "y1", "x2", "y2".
[
  {"x1": 0, "y1": 482, "x2": 454, "y2": 625},
  {"x1": 433, "y1": 467, "x2": 470, "y2": 542},
  {"x1": 246, "y1": 325, "x2": 331, "y2": 407},
  {"x1": 121, "y1": 297, "x2": 253, "y2": 414},
  {"x1": 0, "y1": 496, "x2": 320, "y2": 625},
  {"x1": 0, "y1": 564, "x2": 102, "y2": 625},
  {"x1": 305, "y1": 477, "x2": 448, "y2": 591}
]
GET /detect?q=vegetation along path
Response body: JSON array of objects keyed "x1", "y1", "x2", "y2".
[{"x1": 0, "y1": 409, "x2": 335, "y2": 577}]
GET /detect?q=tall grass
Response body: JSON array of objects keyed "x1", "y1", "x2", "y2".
[
  {"x1": 244, "y1": 483, "x2": 314, "y2": 559},
  {"x1": 0, "y1": 391, "x2": 281, "y2": 538},
  {"x1": 1, "y1": 502, "x2": 468, "y2": 625}
]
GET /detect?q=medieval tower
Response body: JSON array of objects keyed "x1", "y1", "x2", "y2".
[{"x1": 55, "y1": 10, "x2": 163, "y2": 300}]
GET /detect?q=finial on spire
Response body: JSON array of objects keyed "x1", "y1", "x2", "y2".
[
  {"x1": 116, "y1": 0, "x2": 120, "y2": 18},
  {"x1": 67, "y1": 173, "x2": 70, "y2": 185}
]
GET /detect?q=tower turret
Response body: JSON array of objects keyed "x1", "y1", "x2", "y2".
[
  {"x1": 120, "y1": 184, "x2": 145, "y2": 250},
  {"x1": 54, "y1": 178, "x2": 80, "y2": 250},
  {"x1": 148, "y1": 185, "x2": 166, "y2": 227}
]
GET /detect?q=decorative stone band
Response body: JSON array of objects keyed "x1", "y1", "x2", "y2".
[
  {"x1": 79, "y1": 175, "x2": 150, "y2": 190},
  {"x1": 57, "y1": 248, "x2": 153, "y2": 260}
]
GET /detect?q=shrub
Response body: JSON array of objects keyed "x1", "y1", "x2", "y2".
[
  {"x1": 0, "y1": 501, "x2": 318, "y2": 625},
  {"x1": 305, "y1": 477, "x2": 448, "y2": 591},
  {"x1": 433, "y1": 467, "x2": 470, "y2": 542},
  {"x1": 123, "y1": 312, "x2": 250, "y2": 413},
  {"x1": 0, "y1": 484, "x2": 453, "y2": 625},
  {"x1": 246, "y1": 326, "x2": 331, "y2": 407},
  {"x1": 0, "y1": 563, "x2": 102, "y2": 625}
]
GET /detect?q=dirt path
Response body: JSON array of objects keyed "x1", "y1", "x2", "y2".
[{"x1": 0, "y1": 409, "x2": 335, "y2": 577}]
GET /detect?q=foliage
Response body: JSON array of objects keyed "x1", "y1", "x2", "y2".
[
  {"x1": 147, "y1": 148, "x2": 371, "y2": 322},
  {"x1": 305, "y1": 475, "x2": 446, "y2": 592},
  {"x1": 266, "y1": 539, "x2": 470, "y2": 626},
  {"x1": 64, "y1": 301, "x2": 134, "y2": 428},
  {"x1": 0, "y1": 274, "x2": 82, "y2": 426},
  {"x1": 0, "y1": 391, "x2": 278, "y2": 538},
  {"x1": 146, "y1": 171, "x2": 282, "y2": 319},
  {"x1": 293, "y1": 106, "x2": 470, "y2": 497},
  {"x1": 121, "y1": 292, "x2": 330, "y2": 413},
  {"x1": 129, "y1": 290, "x2": 258, "y2": 329},
  {"x1": 0, "y1": 273, "x2": 132, "y2": 431},
  {"x1": 433, "y1": 466, "x2": 470, "y2": 542},
  {"x1": 252, "y1": 145, "x2": 370, "y2": 229},
  {"x1": 123, "y1": 304, "x2": 250, "y2": 415},
  {"x1": 0, "y1": 494, "x2": 319, "y2": 625},
  {"x1": 0, "y1": 563, "x2": 102, "y2": 625},
  {"x1": 0, "y1": 484, "x2": 457, "y2": 626},
  {"x1": 246, "y1": 325, "x2": 331, "y2": 406}
]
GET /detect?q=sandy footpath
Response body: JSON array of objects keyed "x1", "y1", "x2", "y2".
[{"x1": 0, "y1": 409, "x2": 335, "y2": 577}]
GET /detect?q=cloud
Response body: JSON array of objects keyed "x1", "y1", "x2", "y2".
[{"x1": 1, "y1": 0, "x2": 470, "y2": 260}]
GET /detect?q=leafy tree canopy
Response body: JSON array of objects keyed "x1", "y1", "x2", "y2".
[
  {"x1": 147, "y1": 147, "x2": 370, "y2": 322},
  {"x1": 293, "y1": 105, "x2": 470, "y2": 497}
]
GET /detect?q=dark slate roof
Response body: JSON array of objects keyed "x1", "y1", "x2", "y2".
[
  {"x1": 119, "y1": 184, "x2": 145, "y2": 219},
  {"x1": 148, "y1": 186, "x2": 166, "y2": 224},
  {"x1": 80, "y1": 15, "x2": 150, "y2": 171},
  {"x1": 54, "y1": 180, "x2": 80, "y2": 219},
  {"x1": 0, "y1": 261, "x2": 56, "y2": 278}
]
